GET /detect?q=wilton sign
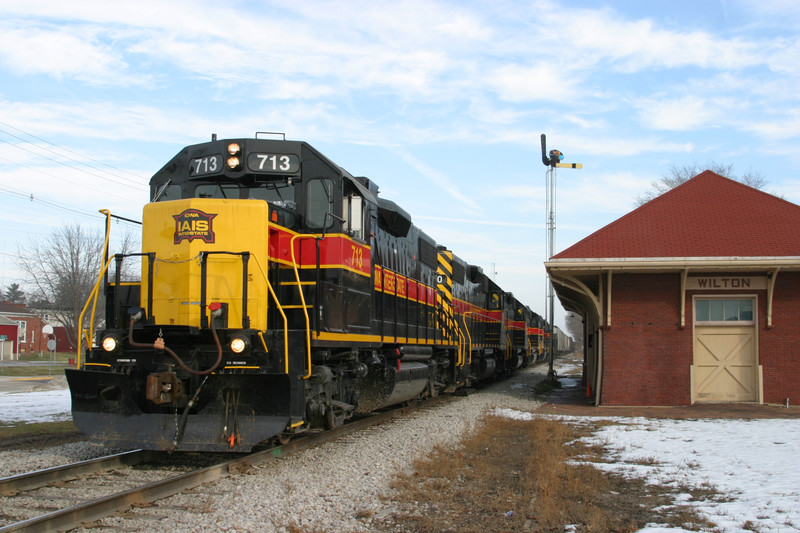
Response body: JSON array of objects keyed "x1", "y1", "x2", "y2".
[
  {"x1": 173, "y1": 209, "x2": 217, "y2": 244},
  {"x1": 687, "y1": 276, "x2": 767, "y2": 290}
]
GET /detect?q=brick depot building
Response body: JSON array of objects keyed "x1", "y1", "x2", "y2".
[{"x1": 545, "y1": 171, "x2": 800, "y2": 406}]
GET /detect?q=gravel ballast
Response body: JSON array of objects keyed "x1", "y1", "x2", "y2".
[{"x1": 3, "y1": 364, "x2": 547, "y2": 532}]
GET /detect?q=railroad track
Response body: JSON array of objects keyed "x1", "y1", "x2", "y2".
[{"x1": 0, "y1": 397, "x2": 450, "y2": 532}]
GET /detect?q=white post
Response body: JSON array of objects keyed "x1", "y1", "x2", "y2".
[{"x1": 546, "y1": 165, "x2": 557, "y2": 380}]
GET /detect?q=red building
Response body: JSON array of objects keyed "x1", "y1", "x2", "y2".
[
  {"x1": 0, "y1": 301, "x2": 49, "y2": 356},
  {"x1": 0, "y1": 316, "x2": 18, "y2": 359},
  {"x1": 546, "y1": 171, "x2": 800, "y2": 406}
]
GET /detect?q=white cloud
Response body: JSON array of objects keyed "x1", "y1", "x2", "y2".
[
  {"x1": 393, "y1": 149, "x2": 480, "y2": 212},
  {"x1": 544, "y1": 5, "x2": 766, "y2": 73},
  {"x1": 745, "y1": 108, "x2": 800, "y2": 140},
  {"x1": 635, "y1": 95, "x2": 725, "y2": 131},
  {"x1": 0, "y1": 25, "x2": 135, "y2": 85},
  {"x1": 487, "y1": 62, "x2": 581, "y2": 103},
  {"x1": 572, "y1": 170, "x2": 647, "y2": 208},
  {"x1": 555, "y1": 133, "x2": 695, "y2": 158},
  {"x1": 767, "y1": 36, "x2": 800, "y2": 76},
  {"x1": 0, "y1": 100, "x2": 203, "y2": 144}
]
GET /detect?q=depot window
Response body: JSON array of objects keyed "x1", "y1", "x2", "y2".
[{"x1": 695, "y1": 298, "x2": 754, "y2": 324}]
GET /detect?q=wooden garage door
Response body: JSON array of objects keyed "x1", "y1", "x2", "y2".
[{"x1": 693, "y1": 298, "x2": 757, "y2": 403}]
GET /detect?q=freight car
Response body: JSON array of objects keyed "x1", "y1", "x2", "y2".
[
  {"x1": 551, "y1": 325, "x2": 573, "y2": 355},
  {"x1": 66, "y1": 134, "x2": 549, "y2": 452}
]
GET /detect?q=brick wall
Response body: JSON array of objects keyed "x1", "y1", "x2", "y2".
[
  {"x1": 599, "y1": 271, "x2": 800, "y2": 406},
  {"x1": 760, "y1": 271, "x2": 800, "y2": 405},
  {"x1": 601, "y1": 273, "x2": 692, "y2": 406}
]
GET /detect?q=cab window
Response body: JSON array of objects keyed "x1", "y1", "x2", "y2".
[
  {"x1": 342, "y1": 194, "x2": 365, "y2": 241},
  {"x1": 305, "y1": 178, "x2": 335, "y2": 230}
]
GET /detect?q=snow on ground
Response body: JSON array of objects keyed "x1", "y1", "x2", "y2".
[
  {"x1": 496, "y1": 407, "x2": 800, "y2": 532},
  {"x1": 587, "y1": 416, "x2": 800, "y2": 532},
  {"x1": 2, "y1": 366, "x2": 800, "y2": 531},
  {"x1": 498, "y1": 355, "x2": 800, "y2": 532},
  {"x1": 0, "y1": 387, "x2": 72, "y2": 425}
]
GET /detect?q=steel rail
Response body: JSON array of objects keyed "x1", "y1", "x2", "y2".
[
  {"x1": 0, "y1": 449, "x2": 158, "y2": 496},
  {"x1": 0, "y1": 397, "x2": 452, "y2": 532}
]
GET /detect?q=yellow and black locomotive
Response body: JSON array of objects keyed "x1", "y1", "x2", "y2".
[{"x1": 66, "y1": 134, "x2": 549, "y2": 452}]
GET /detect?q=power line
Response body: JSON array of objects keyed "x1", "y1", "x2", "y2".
[
  {"x1": 0, "y1": 183, "x2": 140, "y2": 227},
  {"x1": 0, "y1": 153, "x2": 144, "y2": 203},
  {"x1": 0, "y1": 120, "x2": 145, "y2": 187},
  {"x1": 0, "y1": 136, "x2": 144, "y2": 192},
  {"x1": 0, "y1": 121, "x2": 147, "y2": 229}
]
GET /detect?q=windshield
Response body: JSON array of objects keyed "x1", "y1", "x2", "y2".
[
  {"x1": 248, "y1": 181, "x2": 297, "y2": 210},
  {"x1": 195, "y1": 183, "x2": 239, "y2": 199},
  {"x1": 153, "y1": 180, "x2": 298, "y2": 210}
]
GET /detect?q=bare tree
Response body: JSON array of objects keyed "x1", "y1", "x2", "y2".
[
  {"x1": 636, "y1": 162, "x2": 768, "y2": 206},
  {"x1": 564, "y1": 311, "x2": 583, "y2": 344},
  {"x1": 17, "y1": 224, "x2": 137, "y2": 349}
]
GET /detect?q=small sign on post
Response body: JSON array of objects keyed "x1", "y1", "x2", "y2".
[
  {"x1": 42, "y1": 325, "x2": 54, "y2": 358},
  {"x1": 39, "y1": 324, "x2": 56, "y2": 364}
]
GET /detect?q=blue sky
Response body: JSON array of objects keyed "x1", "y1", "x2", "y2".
[{"x1": 1, "y1": 0, "x2": 799, "y2": 330}]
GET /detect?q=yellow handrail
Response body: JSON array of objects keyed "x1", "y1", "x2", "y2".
[
  {"x1": 251, "y1": 254, "x2": 290, "y2": 373},
  {"x1": 76, "y1": 210, "x2": 114, "y2": 367},
  {"x1": 289, "y1": 234, "x2": 318, "y2": 379},
  {"x1": 77, "y1": 253, "x2": 116, "y2": 368},
  {"x1": 462, "y1": 311, "x2": 474, "y2": 365},
  {"x1": 89, "y1": 210, "x2": 113, "y2": 350},
  {"x1": 454, "y1": 320, "x2": 466, "y2": 367}
]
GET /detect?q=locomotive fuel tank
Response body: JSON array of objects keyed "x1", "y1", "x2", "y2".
[
  {"x1": 473, "y1": 350, "x2": 497, "y2": 380},
  {"x1": 354, "y1": 360, "x2": 429, "y2": 413}
]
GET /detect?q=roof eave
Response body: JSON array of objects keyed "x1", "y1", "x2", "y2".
[{"x1": 545, "y1": 256, "x2": 800, "y2": 272}]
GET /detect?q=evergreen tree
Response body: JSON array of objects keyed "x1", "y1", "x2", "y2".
[{"x1": 2, "y1": 283, "x2": 26, "y2": 304}]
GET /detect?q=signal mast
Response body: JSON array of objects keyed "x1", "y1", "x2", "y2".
[{"x1": 540, "y1": 134, "x2": 581, "y2": 380}]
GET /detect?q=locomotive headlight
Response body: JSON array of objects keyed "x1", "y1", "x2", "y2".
[
  {"x1": 226, "y1": 142, "x2": 242, "y2": 170},
  {"x1": 230, "y1": 335, "x2": 249, "y2": 354},
  {"x1": 101, "y1": 334, "x2": 121, "y2": 353}
]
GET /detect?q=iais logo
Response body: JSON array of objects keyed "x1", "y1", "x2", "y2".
[{"x1": 173, "y1": 209, "x2": 217, "y2": 244}]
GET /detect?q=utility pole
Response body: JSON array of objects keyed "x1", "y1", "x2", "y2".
[{"x1": 540, "y1": 134, "x2": 581, "y2": 381}]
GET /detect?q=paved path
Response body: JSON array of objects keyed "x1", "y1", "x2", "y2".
[{"x1": 0, "y1": 376, "x2": 63, "y2": 393}]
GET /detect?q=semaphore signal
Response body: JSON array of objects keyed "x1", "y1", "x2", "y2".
[{"x1": 540, "y1": 133, "x2": 582, "y2": 380}]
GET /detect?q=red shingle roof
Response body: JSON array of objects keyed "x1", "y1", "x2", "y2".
[{"x1": 553, "y1": 171, "x2": 800, "y2": 259}]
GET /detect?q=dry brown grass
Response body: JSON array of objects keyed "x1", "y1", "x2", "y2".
[{"x1": 370, "y1": 413, "x2": 718, "y2": 532}]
